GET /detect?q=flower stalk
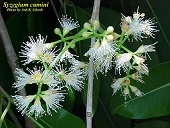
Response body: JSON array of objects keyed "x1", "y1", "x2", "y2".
[{"x1": 86, "y1": 0, "x2": 101, "y2": 128}]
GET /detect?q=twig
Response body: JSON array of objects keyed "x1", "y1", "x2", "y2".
[
  {"x1": 0, "y1": 13, "x2": 18, "y2": 78},
  {"x1": 50, "y1": 0, "x2": 60, "y2": 19},
  {"x1": 86, "y1": 0, "x2": 101, "y2": 128}
]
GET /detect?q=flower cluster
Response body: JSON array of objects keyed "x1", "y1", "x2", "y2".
[
  {"x1": 13, "y1": 7, "x2": 158, "y2": 119},
  {"x1": 83, "y1": 21, "x2": 119, "y2": 74},
  {"x1": 82, "y1": 7, "x2": 157, "y2": 100},
  {"x1": 110, "y1": 7, "x2": 158, "y2": 100},
  {"x1": 12, "y1": 15, "x2": 88, "y2": 119}
]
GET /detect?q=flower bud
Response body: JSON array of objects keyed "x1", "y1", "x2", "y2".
[
  {"x1": 63, "y1": 28, "x2": 70, "y2": 36},
  {"x1": 129, "y1": 85, "x2": 143, "y2": 97},
  {"x1": 92, "y1": 20, "x2": 100, "y2": 30},
  {"x1": 123, "y1": 87, "x2": 130, "y2": 95},
  {"x1": 82, "y1": 32, "x2": 92, "y2": 38},
  {"x1": 54, "y1": 28, "x2": 62, "y2": 36},
  {"x1": 107, "y1": 26, "x2": 114, "y2": 33},
  {"x1": 123, "y1": 86, "x2": 131, "y2": 100},
  {"x1": 106, "y1": 35, "x2": 114, "y2": 42},
  {"x1": 84, "y1": 22, "x2": 92, "y2": 30},
  {"x1": 44, "y1": 43, "x2": 54, "y2": 49}
]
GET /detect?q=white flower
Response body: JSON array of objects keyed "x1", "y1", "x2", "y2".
[
  {"x1": 14, "y1": 67, "x2": 57, "y2": 91},
  {"x1": 13, "y1": 68, "x2": 33, "y2": 92},
  {"x1": 111, "y1": 77, "x2": 129, "y2": 94},
  {"x1": 121, "y1": 7, "x2": 158, "y2": 41},
  {"x1": 41, "y1": 88, "x2": 65, "y2": 115},
  {"x1": 12, "y1": 95, "x2": 35, "y2": 115},
  {"x1": 54, "y1": 67, "x2": 85, "y2": 91},
  {"x1": 58, "y1": 15, "x2": 80, "y2": 36},
  {"x1": 133, "y1": 55, "x2": 145, "y2": 65},
  {"x1": 53, "y1": 66, "x2": 66, "y2": 86},
  {"x1": 96, "y1": 55, "x2": 113, "y2": 74},
  {"x1": 70, "y1": 59, "x2": 88, "y2": 72},
  {"x1": 135, "y1": 43, "x2": 157, "y2": 59},
  {"x1": 115, "y1": 53, "x2": 132, "y2": 74},
  {"x1": 111, "y1": 79, "x2": 122, "y2": 94},
  {"x1": 42, "y1": 72, "x2": 58, "y2": 89},
  {"x1": 130, "y1": 72, "x2": 144, "y2": 83},
  {"x1": 94, "y1": 38, "x2": 116, "y2": 73},
  {"x1": 133, "y1": 55, "x2": 149, "y2": 75},
  {"x1": 63, "y1": 70, "x2": 86, "y2": 91},
  {"x1": 129, "y1": 85, "x2": 144, "y2": 97},
  {"x1": 20, "y1": 34, "x2": 48, "y2": 65},
  {"x1": 142, "y1": 18, "x2": 158, "y2": 38},
  {"x1": 42, "y1": 48, "x2": 56, "y2": 64},
  {"x1": 27, "y1": 67, "x2": 43, "y2": 83},
  {"x1": 85, "y1": 38, "x2": 117, "y2": 74},
  {"x1": 60, "y1": 50, "x2": 76, "y2": 62},
  {"x1": 27, "y1": 96, "x2": 46, "y2": 119},
  {"x1": 134, "y1": 63, "x2": 149, "y2": 75},
  {"x1": 96, "y1": 38, "x2": 116, "y2": 62},
  {"x1": 84, "y1": 39, "x2": 101, "y2": 59},
  {"x1": 123, "y1": 86, "x2": 131, "y2": 100}
]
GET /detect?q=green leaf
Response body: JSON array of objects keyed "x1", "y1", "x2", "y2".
[
  {"x1": 27, "y1": 12, "x2": 52, "y2": 36},
  {"x1": 39, "y1": 108, "x2": 86, "y2": 128},
  {"x1": 134, "y1": 120, "x2": 170, "y2": 128},
  {"x1": 27, "y1": 12, "x2": 43, "y2": 35},
  {"x1": 94, "y1": 98, "x2": 116, "y2": 128},
  {"x1": 111, "y1": 62, "x2": 170, "y2": 119}
]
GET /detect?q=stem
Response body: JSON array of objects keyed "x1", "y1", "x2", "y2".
[
  {"x1": 0, "y1": 99, "x2": 11, "y2": 128},
  {"x1": 121, "y1": 45, "x2": 132, "y2": 53},
  {"x1": 86, "y1": 0, "x2": 101, "y2": 128},
  {"x1": 86, "y1": 57, "x2": 94, "y2": 128},
  {"x1": 37, "y1": 83, "x2": 43, "y2": 96},
  {"x1": 53, "y1": 27, "x2": 87, "y2": 45}
]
